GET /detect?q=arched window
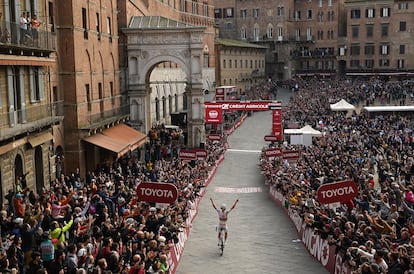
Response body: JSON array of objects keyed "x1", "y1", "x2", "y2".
[
  {"x1": 253, "y1": 23, "x2": 260, "y2": 41},
  {"x1": 267, "y1": 24, "x2": 273, "y2": 38},
  {"x1": 241, "y1": 27, "x2": 247, "y2": 40}
]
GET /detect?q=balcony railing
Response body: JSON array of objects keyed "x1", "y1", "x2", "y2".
[
  {"x1": 0, "y1": 20, "x2": 56, "y2": 53},
  {"x1": 86, "y1": 105, "x2": 130, "y2": 126},
  {"x1": 291, "y1": 49, "x2": 336, "y2": 59}
]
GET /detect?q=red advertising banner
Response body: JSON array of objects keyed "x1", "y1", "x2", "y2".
[
  {"x1": 207, "y1": 134, "x2": 222, "y2": 142},
  {"x1": 205, "y1": 106, "x2": 223, "y2": 124},
  {"x1": 193, "y1": 148, "x2": 208, "y2": 159},
  {"x1": 282, "y1": 150, "x2": 300, "y2": 161},
  {"x1": 264, "y1": 147, "x2": 282, "y2": 158},
  {"x1": 272, "y1": 108, "x2": 283, "y2": 141},
  {"x1": 264, "y1": 135, "x2": 278, "y2": 142},
  {"x1": 178, "y1": 149, "x2": 196, "y2": 160},
  {"x1": 136, "y1": 182, "x2": 178, "y2": 204},
  {"x1": 268, "y1": 187, "x2": 353, "y2": 274},
  {"x1": 317, "y1": 180, "x2": 358, "y2": 204},
  {"x1": 205, "y1": 101, "x2": 281, "y2": 111}
]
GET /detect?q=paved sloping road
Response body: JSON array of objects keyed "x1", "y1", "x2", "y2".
[{"x1": 176, "y1": 89, "x2": 328, "y2": 274}]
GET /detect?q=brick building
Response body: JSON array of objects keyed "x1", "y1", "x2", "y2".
[
  {"x1": 214, "y1": 0, "x2": 414, "y2": 79},
  {"x1": 0, "y1": 1, "x2": 61, "y2": 202},
  {"x1": 215, "y1": 38, "x2": 267, "y2": 94},
  {"x1": 339, "y1": 0, "x2": 414, "y2": 77}
]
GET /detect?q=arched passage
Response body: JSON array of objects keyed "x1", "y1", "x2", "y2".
[{"x1": 123, "y1": 16, "x2": 206, "y2": 148}]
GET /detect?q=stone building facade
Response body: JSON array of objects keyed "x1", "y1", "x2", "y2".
[
  {"x1": 215, "y1": 0, "x2": 414, "y2": 79},
  {"x1": 215, "y1": 38, "x2": 267, "y2": 94},
  {"x1": 340, "y1": 0, "x2": 414, "y2": 77},
  {"x1": 0, "y1": 1, "x2": 61, "y2": 204}
]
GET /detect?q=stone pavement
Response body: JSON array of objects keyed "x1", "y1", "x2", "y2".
[{"x1": 176, "y1": 88, "x2": 328, "y2": 274}]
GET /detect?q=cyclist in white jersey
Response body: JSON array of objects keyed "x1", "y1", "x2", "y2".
[{"x1": 210, "y1": 197, "x2": 239, "y2": 244}]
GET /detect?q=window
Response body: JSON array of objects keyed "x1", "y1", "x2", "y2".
[
  {"x1": 241, "y1": 27, "x2": 247, "y2": 40},
  {"x1": 400, "y1": 21, "x2": 406, "y2": 31},
  {"x1": 181, "y1": 0, "x2": 186, "y2": 12},
  {"x1": 240, "y1": 9, "x2": 247, "y2": 18},
  {"x1": 319, "y1": 0, "x2": 323, "y2": 7},
  {"x1": 229, "y1": 60, "x2": 232, "y2": 69},
  {"x1": 222, "y1": 59, "x2": 226, "y2": 69},
  {"x1": 82, "y1": 8, "x2": 88, "y2": 39},
  {"x1": 162, "y1": 97, "x2": 166, "y2": 118},
  {"x1": 253, "y1": 8, "x2": 259, "y2": 18},
  {"x1": 350, "y1": 60, "x2": 360, "y2": 67},
  {"x1": 96, "y1": 13, "x2": 100, "y2": 33},
  {"x1": 277, "y1": 6, "x2": 284, "y2": 16},
  {"x1": 307, "y1": 10, "x2": 312, "y2": 19},
  {"x1": 30, "y1": 67, "x2": 42, "y2": 102},
  {"x1": 328, "y1": 0, "x2": 332, "y2": 6},
  {"x1": 318, "y1": 11, "x2": 323, "y2": 22},
  {"x1": 204, "y1": 53, "x2": 209, "y2": 68},
  {"x1": 365, "y1": 59, "x2": 374, "y2": 68},
  {"x1": 296, "y1": 29, "x2": 301, "y2": 41},
  {"x1": 379, "y1": 59, "x2": 389, "y2": 67},
  {"x1": 214, "y1": 9, "x2": 222, "y2": 18},
  {"x1": 306, "y1": 28, "x2": 312, "y2": 41},
  {"x1": 110, "y1": 81, "x2": 114, "y2": 105},
  {"x1": 192, "y1": 0, "x2": 197, "y2": 14},
  {"x1": 277, "y1": 27, "x2": 283, "y2": 41},
  {"x1": 380, "y1": 44, "x2": 389, "y2": 55},
  {"x1": 352, "y1": 26, "x2": 359, "y2": 38},
  {"x1": 295, "y1": 10, "x2": 301, "y2": 20},
  {"x1": 267, "y1": 24, "x2": 273, "y2": 38},
  {"x1": 399, "y1": 2, "x2": 408, "y2": 9},
  {"x1": 203, "y1": 2, "x2": 208, "y2": 17},
  {"x1": 350, "y1": 44, "x2": 360, "y2": 55},
  {"x1": 86, "y1": 84, "x2": 91, "y2": 111},
  {"x1": 253, "y1": 24, "x2": 260, "y2": 41},
  {"x1": 106, "y1": 17, "x2": 111, "y2": 35},
  {"x1": 366, "y1": 25, "x2": 373, "y2": 38},
  {"x1": 365, "y1": 44, "x2": 375, "y2": 55},
  {"x1": 366, "y1": 8, "x2": 375, "y2": 18},
  {"x1": 399, "y1": 45, "x2": 405, "y2": 54},
  {"x1": 328, "y1": 11, "x2": 334, "y2": 21},
  {"x1": 225, "y1": 8, "x2": 234, "y2": 18},
  {"x1": 381, "y1": 24, "x2": 388, "y2": 37},
  {"x1": 380, "y1": 7, "x2": 390, "y2": 17},
  {"x1": 398, "y1": 59, "x2": 405, "y2": 69},
  {"x1": 351, "y1": 9, "x2": 361, "y2": 19}
]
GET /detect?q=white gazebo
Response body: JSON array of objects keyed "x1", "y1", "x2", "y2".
[{"x1": 330, "y1": 99, "x2": 356, "y2": 111}]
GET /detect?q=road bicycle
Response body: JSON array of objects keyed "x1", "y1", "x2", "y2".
[{"x1": 218, "y1": 227, "x2": 225, "y2": 256}]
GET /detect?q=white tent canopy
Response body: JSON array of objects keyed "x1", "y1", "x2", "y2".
[
  {"x1": 284, "y1": 125, "x2": 322, "y2": 146},
  {"x1": 300, "y1": 125, "x2": 322, "y2": 136},
  {"x1": 330, "y1": 99, "x2": 356, "y2": 111}
]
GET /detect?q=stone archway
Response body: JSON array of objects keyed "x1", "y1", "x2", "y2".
[{"x1": 123, "y1": 16, "x2": 206, "y2": 148}]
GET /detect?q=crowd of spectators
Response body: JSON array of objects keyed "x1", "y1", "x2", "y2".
[
  {"x1": 0, "y1": 120, "x2": 230, "y2": 274},
  {"x1": 260, "y1": 76, "x2": 414, "y2": 274}
]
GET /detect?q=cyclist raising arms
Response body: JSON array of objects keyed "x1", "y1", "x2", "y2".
[{"x1": 210, "y1": 197, "x2": 239, "y2": 245}]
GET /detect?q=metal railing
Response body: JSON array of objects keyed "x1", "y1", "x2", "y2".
[
  {"x1": 0, "y1": 100, "x2": 63, "y2": 128},
  {"x1": 87, "y1": 105, "x2": 130, "y2": 125},
  {"x1": 0, "y1": 20, "x2": 56, "y2": 51}
]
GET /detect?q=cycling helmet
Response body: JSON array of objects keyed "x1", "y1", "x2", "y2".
[{"x1": 220, "y1": 204, "x2": 227, "y2": 210}]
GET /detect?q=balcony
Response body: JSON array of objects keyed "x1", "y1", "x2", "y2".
[
  {"x1": 0, "y1": 101, "x2": 63, "y2": 140},
  {"x1": 83, "y1": 105, "x2": 130, "y2": 129},
  {"x1": 291, "y1": 48, "x2": 336, "y2": 59},
  {"x1": 0, "y1": 20, "x2": 56, "y2": 56}
]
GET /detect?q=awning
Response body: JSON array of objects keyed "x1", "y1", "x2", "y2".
[
  {"x1": 83, "y1": 124, "x2": 147, "y2": 157},
  {"x1": 28, "y1": 132, "x2": 53, "y2": 147}
]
